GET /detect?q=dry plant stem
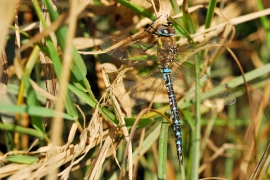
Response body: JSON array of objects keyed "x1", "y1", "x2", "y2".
[
  {"x1": 182, "y1": 0, "x2": 189, "y2": 14},
  {"x1": 4, "y1": 128, "x2": 108, "y2": 179},
  {"x1": 199, "y1": 141, "x2": 247, "y2": 173},
  {"x1": 200, "y1": 109, "x2": 218, "y2": 158},
  {"x1": 0, "y1": 0, "x2": 17, "y2": 49},
  {"x1": 186, "y1": 8, "x2": 270, "y2": 43},
  {"x1": 9, "y1": 21, "x2": 39, "y2": 35},
  {"x1": 19, "y1": 12, "x2": 68, "y2": 52},
  {"x1": 150, "y1": 0, "x2": 158, "y2": 16},
  {"x1": 29, "y1": 79, "x2": 58, "y2": 101},
  {"x1": 225, "y1": 47, "x2": 254, "y2": 178},
  {"x1": 132, "y1": 128, "x2": 146, "y2": 180},
  {"x1": 204, "y1": 24, "x2": 235, "y2": 72},
  {"x1": 0, "y1": 50, "x2": 8, "y2": 101},
  {"x1": 60, "y1": 126, "x2": 86, "y2": 179},
  {"x1": 15, "y1": 16, "x2": 21, "y2": 47},
  {"x1": 70, "y1": 128, "x2": 106, "y2": 173},
  {"x1": 240, "y1": 84, "x2": 270, "y2": 179},
  {"x1": 14, "y1": 27, "x2": 22, "y2": 151},
  {"x1": 251, "y1": 141, "x2": 270, "y2": 179},
  {"x1": 157, "y1": 0, "x2": 171, "y2": 19},
  {"x1": 74, "y1": 109, "x2": 102, "y2": 179},
  {"x1": 28, "y1": 3, "x2": 58, "y2": 153},
  {"x1": 120, "y1": 108, "x2": 151, "y2": 180},
  {"x1": 112, "y1": 97, "x2": 133, "y2": 179},
  {"x1": 88, "y1": 30, "x2": 148, "y2": 54},
  {"x1": 49, "y1": 0, "x2": 83, "y2": 178},
  {"x1": 101, "y1": 67, "x2": 133, "y2": 179},
  {"x1": 254, "y1": 84, "x2": 270, "y2": 135},
  {"x1": 86, "y1": 126, "x2": 117, "y2": 180}
]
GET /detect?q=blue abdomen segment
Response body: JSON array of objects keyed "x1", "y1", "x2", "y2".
[{"x1": 162, "y1": 67, "x2": 183, "y2": 164}]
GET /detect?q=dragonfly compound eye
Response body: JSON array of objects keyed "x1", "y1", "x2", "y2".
[{"x1": 157, "y1": 27, "x2": 175, "y2": 36}]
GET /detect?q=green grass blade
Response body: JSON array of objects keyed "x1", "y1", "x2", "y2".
[
  {"x1": 0, "y1": 104, "x2": 75, "y2": 121},
  {"x1": 68, "y1": 84, "x2": 118, "y2": 124},
  {"x1": 6, "y1": 155, "x2": 39, "y2": 164},
  {"x1": 125, "y1": 117, "x2": 154, "y2": 128},
  {"x1": 33, "y1": 1, "x2": 78, "y2": 119},
  {"x1": 42, "y1": 0, "x2": 87, "y2": 81},
  {"x1": 157, "y1": 119, "x2": 169, "y2": 179},
  {"x1": 115, "y1": 0, "x2": 155, "y2": 20},
  {"x1": 227, "y1": 63, "x2": 270, "y2": 88},
  {"x1": 256, "y1": 0, "x2": 270, "y2": 50},
  {"x1": 132, "y1": 122, "x2": 161, "y2": 160},
  {"x1": 0, "y1": 122, "x2": 44, "y2": 138},
  {"x1": 170, "y1": 0, "x2": 181, "y2": 15},
  {"x1": 22, "y1": 45, "x2": 44, "y2": 134},
  {"x1": 42, "y1": 0, "x2": 94, "y2": 98},
  {"x1": 205, "y1": 0, "x2": 217, "y2": 28},
  {"x1": 181, "y1": 2, "x2": 196, "y2": 34},
  {"x1": 191, "y1": 53, "x2": 201, "y2": 180}
]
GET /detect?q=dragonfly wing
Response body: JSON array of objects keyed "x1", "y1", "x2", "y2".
[
  {"x1": 100, "y1": 36, "x2": 158, "y2": 65},
  {"x1": 176, "y1": 38, "x2": 222, "y2": 65},
  {"x1": 118, "y1": 67, "x2": 168, "y2": 107},
  {"x1": 171, "y1": 62, "x2": 236, "y2": 106}
]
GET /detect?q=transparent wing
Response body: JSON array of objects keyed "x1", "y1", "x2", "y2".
[
  {"x1": 118, "y1": 67, "x2": 168, "y2": 107},
  {"x1": 100, "y1": 35, "x2": 158, "y2": 65},
  {"x1": 175, "y1": 38, "x2": 222, "y2": 64},
  {"x1": 170, "y1": 61, "x2": 236, "y2": 106}
]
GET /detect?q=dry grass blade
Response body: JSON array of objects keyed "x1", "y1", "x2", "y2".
[
  {"x1": 0, "y1": 0, "x2": 19, "y2": 49},
  {"x1": 0, "y1": 50, "x2": 8, "y2": 102},
  {"x1": 3, "y1": 114, "x2": 106, "y2": 179},
  {"x1": 0, "y1": 0, "x2": 19, "y2": 102},
  {"x1": 85, "y1": 126, "x2": 117, "y2": 180},
  {"x1": 49, "y1": 0, "x2": 93, "y2": 178},
  {"x1": 250, "y1": 140, "x2": 270, "y2": 179},
  {"x1": 19, "y1": 12, "x2": 68, "y2": 52},
  {"x1": 199, "y1": 141, "x2": 247, "y2": 173},
  {"x1": 9, "y1": 22, "x2": 39, "y2": 35},
  {"x1": 101, "y1": 65, "x2": 133, "y2": 179}
]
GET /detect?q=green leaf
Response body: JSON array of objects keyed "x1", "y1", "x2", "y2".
[
  {"x1": 42, "y1": 0, "x2": 87, "y2": 81},
  {"x1": 21, "y1": 45, "x2": 44, "y2": 134},
  {"x1": 157, "y1": 120, "x2": 169, "y2": 179},
  {"x1": 68, "y1": 84, "x2": 118, "y2": 124},
  {"x1": 0, "y1": 123, "x2": 44, "y2": 138},
  {"x1": 124, "y1": 117, "x2": 154, "y2": 128},
  {"x1": 6, "y1": 155, "x2": 39, "y2": 164},
  {"x1": 33, "y1": 0, "x2": 79, "y2": 119},
  {"x1": 205, "y1": 0, "x2": 217, "y2": 29},
  {"x1": 0, "y1": 104, "x2": 75, "y2": 121},
  {"x1": 181, "y1": 2, "x2": 196, "y2": 34},
  {"x1": 116, "y1": 0, "x2": 155, "y2": 20}
]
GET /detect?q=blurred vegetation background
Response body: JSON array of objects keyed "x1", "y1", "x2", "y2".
[{"x1": 0, "y1": 0, "x2": 269, "y2": 179}]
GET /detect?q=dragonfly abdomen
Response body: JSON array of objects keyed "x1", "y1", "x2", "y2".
[{"x1": 162, "y1": 67, "x2": 183, "y2": 165}]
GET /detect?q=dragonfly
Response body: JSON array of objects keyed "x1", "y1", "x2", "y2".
[{"x1": 101, "y1": 18, "x2": 236, "y2": 165}]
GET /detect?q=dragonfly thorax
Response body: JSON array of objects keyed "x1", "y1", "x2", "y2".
[{"x1": 157, "y1": 36, "x2": 177, "y2": 64}]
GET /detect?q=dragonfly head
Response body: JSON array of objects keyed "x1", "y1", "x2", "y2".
[{"x1": 156, "y1": 21, "x2": 175, "y2": 37}]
